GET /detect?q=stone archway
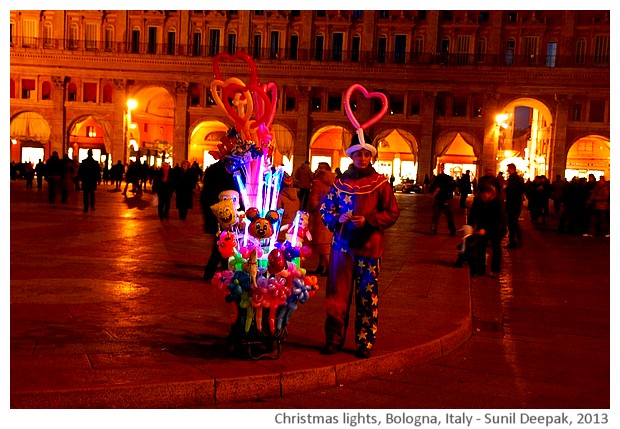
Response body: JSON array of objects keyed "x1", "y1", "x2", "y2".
[
  {"x1": 126, "y1": 86, "x2": 175, "y2": 165},
  {"x1": 309, "y1": 125, "x2": 352, "y2": 173},
  {"x1": 434, "y1": 130, "x2": 479, "y2": 179},
  {"x1": 10, "y1": 111, "x2": 51, "y2": 163},
  {"x1": 495, "y1": 97, "x2": 553, "y2": 179},
  {"x1": 188, "y1": 119, "x2": 230, "y2": 168},
  {"x1": 565, "y1": 135, "x2": 610, "y2": 180},
  {"x1": 374, "y1": 128, "x2": 419, "y2": 182},
  {"x1": 67, "y1": 115, "x2": 113, "y2": 164}
]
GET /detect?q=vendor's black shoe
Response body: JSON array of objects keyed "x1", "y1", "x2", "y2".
[
  {"x1": 320, "y1": 344, "x2": 340, "y2": 355},
  {"x1": 311, "y1": 265, "x2": 325, "y2": 275},
  {"x1": 355, "y1": 348, "x2": 372, "y2": 359}
]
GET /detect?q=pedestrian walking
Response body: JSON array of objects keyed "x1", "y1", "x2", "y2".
[
  {"x1": 60, "y1": 154, "x2": 77, "y2": 204},
  {"x1": 504, "y1": 163, "x2": 526, "y2": 248},
  {"x1": 200, "y1": 156, "x2": 241, "y2": 281},
  {"x1": 466, "y1": 182, "x2": 507, "y2": 278},
  {"x1": 276, "y1": 173, "x2": 300, "y2": 242},
  {"x1": 308, "y1": 162, "x2": 336, "y2": 276},
  {"x1": 78, "y1": 149, "x2": 102, "y2": 212},
  {"x1": 152, "y1": 162, "x2": 174, "y2": 220},
  {"x1": 35, "y1": 159, "x2": 45, "y2": 189},
  {"x1": 457, "y1": 170, "x2": 472, "y2": 208},
  {"x1": 429, "y1": 163, "x2": 456, "y2": 236},
  {"x1": 319, "y1": 133, "x2": 400, "y2": 359},
  {"x1": 174, "y1": 160, "x2": 198, "y2": 220},
  {"x1": 110, "y1": 160, "x2": 124, "y2": 190},
  {"x1": 293, "y1": 160, "x2": 313, "y2": 211},
  {"x1": 44, "y1": 151, "x2": 63, "y2": 203}
]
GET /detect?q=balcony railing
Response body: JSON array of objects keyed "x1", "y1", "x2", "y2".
[{"x1": 10, "y1": 36, "x2": 610, "y2": 69}]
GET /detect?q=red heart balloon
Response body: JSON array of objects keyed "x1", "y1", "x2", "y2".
[
  {"x1": 212, "y1": 52, "x2": 259, "y2": 86},
  {"x1": 222, "y1": 83, "x2": 273, "y2": 134}
]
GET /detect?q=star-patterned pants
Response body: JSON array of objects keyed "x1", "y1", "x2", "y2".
[{"x1": 324, "y1": 248, "x2": 380, "y2": 352}]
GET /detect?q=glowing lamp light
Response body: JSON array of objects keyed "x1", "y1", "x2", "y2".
[
  {"x1": 129, "y1": 123, "x2": 137, "y2": 130},
  {"x1": 126, "y1": 99, "x2": 138, "y2": 111},
  {"x1": 11, "y1": 139, "x2": 17, "y2": 145}
]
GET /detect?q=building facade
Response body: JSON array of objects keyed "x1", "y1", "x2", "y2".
[{"x1": 10, "y1": 10, "x2": 610, "y2": 183}]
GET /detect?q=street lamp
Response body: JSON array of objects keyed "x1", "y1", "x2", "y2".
[{"x1": 126, "y1": 99, "x2": 138, "y2": 161}]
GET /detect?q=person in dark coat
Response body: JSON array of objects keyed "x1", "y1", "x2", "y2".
[
  {"x1": 200, "y1": 159, "x2": 242, "y2": 281},
  {"x1": 44, "y1": 151, "x2": 64, "y2": 203},
  {"x1": 152, "y1": 162, "x2": 175, "y2": 220},
  {"x1": 504, "y1": 163, "x2": 526, "y2": 248},
  {"x1": 78, "y1": 149, "x2": 102, "y2": 212},
  {"x1": 174, "y1": 160, "x2": 198, "y2": 220},
  {"x1": 430, "y1": 163, "x2": 456, "y2": 235},
  {"x1": 110, "y1": 160, "x2": 125, "y2": 190},
  {"x1": 35, "y1": 159, "x2": 45, "y2": 189},
  {"x1": 457, "y1": 170, "x2": 472, "y2": 208},
  {"x1": 466, "y1": 182, "x2": 507, "y2": 278}
]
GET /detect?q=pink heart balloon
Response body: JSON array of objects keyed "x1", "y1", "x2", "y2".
[
  {"x1": 343, "y1": 84, "x2": 389, "y2": 130},
  {"x1": 251, "y1": 82, "x2": 278, "y2": 129}
]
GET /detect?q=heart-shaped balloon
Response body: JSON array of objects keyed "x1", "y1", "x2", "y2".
[
  {"x1": 212, "y1": 52, "x2": 259, "y2": 86},
  {"x1": 343, "y1": 83, "x2": 389, "y2": 131},
  {"x1": 210, "y1": 78, "x2": 254, "y2": 129},
  {"x1": 222, "y1": 82, "x2": 273, "y2": 135},
  {"x1": 251, "y1": 82, "x2": 278, "y2": 130}
]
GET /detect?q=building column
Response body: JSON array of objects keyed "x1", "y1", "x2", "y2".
[
  {"x1": 173, "y1": 81, "x2": 189, "y2": 164},
  {"x1": 416, "y1": 91, "x2": 436, "y2": 182},
  {"x1": 112, "y1": 79, "x2": 127, "y2": 163},
  {"x1": 551, "y1": 95, "x2": 570, "y2": 179},
  {"x1": 292, "y1": 86, "x2": 311, "y2": 171},
  {"x1": 481, "y1": 94, "x2": 502, "y2": 175},
  {"x1": 50, "y1": 76, "x2": 66, "y2": 155}
]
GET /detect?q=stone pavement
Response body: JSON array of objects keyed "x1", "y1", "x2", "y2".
[{"x1": 10, "y1": 180, "x2": 473, "y2": 408}]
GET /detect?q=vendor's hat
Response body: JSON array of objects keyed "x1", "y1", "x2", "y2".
[
  {"x1": 346, "y1": 132, "x2": 377, "y2": 158},
  {"x1": 459, "y1": 224, "x2": 474, "y2": 237}
]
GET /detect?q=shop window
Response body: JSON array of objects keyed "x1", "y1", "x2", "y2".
[
  {"x1": 589, "y1": 101, "x2": 606, "y2": 123},
  {"x1": 377, "y1": 36, "x2": 387, "y2": 63},
  {"x1": 103, "y1": 84, "x2": 113, "y2": 103},
  {"x1": 472, "y1": 95, "x2": 484, "y2": 118},
  {"x1": 435, "y1": 94, "x2": 447, "y2": 117},
  {"x1": 314, "y1": 35, "x2": 324, "y2": 61},
  {"x1": 390, "y1": 94, "x2": 404, "y2": 114},
  {"x1": 83, "y1": 82, "x2": 97, "y2": 103},
  {"x1": 21, "y1": 79, "x2": 35, "y2": 99},
  {"x1": 327, "y1": 94, "x2": 342, "y2": 112},
  {"x1": 410, "y1": 94, "x2": 421, "y2": 116},
  {"x1": 10, "y1": 79, "x2": 16, "y2": 98},
  {"x1": 570, "y1": 103, "x2": 582, "y2": 122},
  {"x1": 68, "y1": 82, "x2": 77, "y2": 101},
  {"x1": 167, "y1": 30, "x2": 176, "y2": 55},
  {"x1": 189, "y1": 83, "x2": 201, "y2": 106},
  {"x1": 289, "y1": 34, "x2": 298, "y2": 60},
  {"x1": 285, "y1": 96, "x2": 296, "y2": 111},
  {"x1": 312, "y1": 97, "x2": 322, "y2": 111},
  {"x1": 41, "y1": 81, "x2": 52, "y2": 100},
  {"x1": 452, "y1": 97, "x2": 468, "y2": 117},
  {"x1": 351, "y1": 36, "x2": 360, "y2": 62},
  {"x1": 227, "y1": 33, "x2": 236, "y2": 55}
]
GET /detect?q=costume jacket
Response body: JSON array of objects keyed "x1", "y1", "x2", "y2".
[{"x1": 320, "y1": 166, "x2": 400, "y2": 258}]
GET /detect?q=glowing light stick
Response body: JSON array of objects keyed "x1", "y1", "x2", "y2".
[
  {"x1": 234, "y1": 171, "x2": 250, "y2": 213},
  {"x1": 262, "y1": 169, "x2": 273, "y2": 216},
  {"x1": 291, "y1": 211, "x2": 301, "y2": 248}
]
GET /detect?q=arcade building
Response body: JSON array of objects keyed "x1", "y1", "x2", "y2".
[{"x1": 10, "y1": 10, "x2": 610, "y2": 185}]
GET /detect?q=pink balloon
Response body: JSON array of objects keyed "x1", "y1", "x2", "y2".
[
  {"x1": 343, "y1": 84, "x2": 389, "y2": 131},
  {"x1": 251, "y1": 82, "x2": 278, "y2": 130}
]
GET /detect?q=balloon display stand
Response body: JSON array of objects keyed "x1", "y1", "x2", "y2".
[{"x1": 226, "y1": 308, "x2": 288, "y2": 360}]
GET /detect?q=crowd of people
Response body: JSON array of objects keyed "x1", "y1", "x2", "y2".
[{"x1": 11, "y1": 141, "x2": 609, "y2": 358}]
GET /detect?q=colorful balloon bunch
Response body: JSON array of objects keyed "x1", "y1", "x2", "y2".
[
  {"x1": 209, "y1": 52, "x2": 318, "y2": 338},
  {"x1": 211, "y1": 244, "x2": 318, "y2": 335}
]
